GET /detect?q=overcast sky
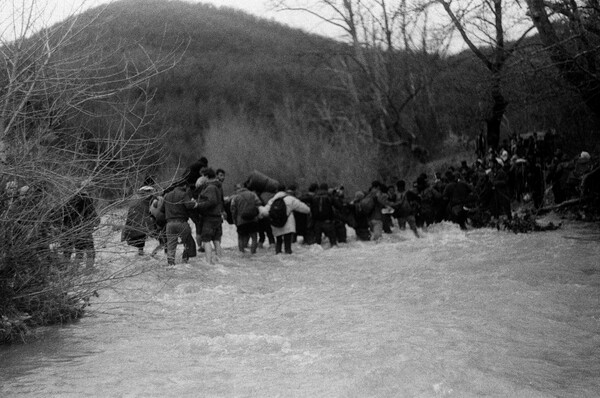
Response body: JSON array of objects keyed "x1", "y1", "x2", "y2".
[{"x1": 10, "y1": 0, "x2": 343, "y2": 39}]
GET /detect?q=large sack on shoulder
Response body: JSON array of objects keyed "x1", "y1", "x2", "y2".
[
  {"x1": 245, "y1": 170, "x2": 280, "y2": 193},
  {"x1": 357, "y1": 193, "x2": 375, "y2": 216},
  {"x1": 260, "y1": 191, "x2": 275, "y2": 205},
  {"x1": 149, "y1": 196, "x2": 166, "y2": 224}
]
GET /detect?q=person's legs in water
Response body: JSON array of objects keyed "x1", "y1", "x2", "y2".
[
  {"x1": 190, "y1": 212, "x2": 205, "y2": 253},
  {"x1": 249, "y1": 231, "x2": 258, "y2": 254},
  {"x1": 213, "y1": 240, "x2": 222, "y2": 258},
  {"x1": 134, "y1": 240, "x2": 145, "y2": 256},
  {"x1": 237, "y1": 222, "x2": 255, "y2": 253},
  {"x1": 406, "y1": 215, "x2": 420, "y2": 238},
  {"x1": 203, "y1": 241, "x2": 214, "y2": 264},
  {"x1": 151, "y1": 222, "x2": 167, "y2": 256},
  {"x1": 283, "y1": 233, "x2": 293, "y2": 254},
  {"x1": 180, "y1": 226, "x2": 193, "y2": 263},
  {"x1": 382, "y1": 213, "x2": 393, "y2": 233},
  {"x1": 369, "y1": 219, "x2": 383, "y2": 242},
  {"x1": 74, "y1": 233, "x2": 95, "y2": 269},
  {"x1": 200, "y1": 216, "x2": 222, "y2": 264},
  {"x1": 238, "y1": 232, "x2": 249, "y2": 252},
  {"x1": 323, "y1": 221, "x2": 337, "y2": 247},
  {"x1": 165, "y1": 221, "x2": 183, "y2": 265},
  {"x1": 85, "y1": 249, "x2": 95, "y2": 269},
  {"x1": 275, "y1": 235, "x2": 283, "y2": 254}
]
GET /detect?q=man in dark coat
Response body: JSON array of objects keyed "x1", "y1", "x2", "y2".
[
  {"x1": 443, "y1": 172, "x2": 474, "y2": 230},
  {"x1": 161, "y1": 181, "x2": 198, "y2": 266},
  {"x1": 393, "y1": 180, "x2": 420, "y2": 238},
  {"x1": 367, "y1": 181, "x2": 395, "y2": 242},
  {"x1": 230, "y1": 184, "x2": 262, "y2": 254},
  {"x1": 194, "y1": 168, "x2": 224, "y2": 264},
  {"x1": 310, "y1": 183, "x2": 338, "y2": 248},
  {"x1": 489, "y1": 159, "x2": 512, "y2": 220},
  {"x1": 415, "y1": 175, "x2": 441, "y2": 229},
  {"x1": 350, "y1": 191, "x2": 371, "y2": 241},
  {"x1": 298, "y1": 183, "x2": 318, "y2": 245},
  {"x1": 121, "y1": 187, "x2": 156, "y2": 255},
  {"x1": 61, "y1": 183, "x2": 99, "y2": 269}
]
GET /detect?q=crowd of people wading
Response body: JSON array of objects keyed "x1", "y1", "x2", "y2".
[{"x1": 120, "y1": 131, "x2": 599, "y2": 267}]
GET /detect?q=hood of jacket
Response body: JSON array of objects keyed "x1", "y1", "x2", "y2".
[{"x1": 272, "y1": 191, "x2": 288, "y2": 200}]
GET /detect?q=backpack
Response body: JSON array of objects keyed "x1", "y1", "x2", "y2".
[
  {"x1": 239, "y1": 199, "x2": 259, "y2": 221},
  {"x1": 149, "y1": 196, "x2": 166, "y2": 223},
  {"x1": 310, "y1": 193, "x2": 334, "y2": 221},
  {"x1": 357, "y1": 193, "x2": 375, "y2": 216},
  {"x1": 268, "y1": 196, "x2": 288, "y2": 227}
]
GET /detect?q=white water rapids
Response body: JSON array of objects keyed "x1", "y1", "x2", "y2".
[{"x1": 1, "y1": 217, "x2": 599, "y2": 397}]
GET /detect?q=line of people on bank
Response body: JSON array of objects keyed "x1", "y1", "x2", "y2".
[
  {"x1": 4, "y1": 140, "x2": 593, "y2": 271},
  {"x1": 120, "y1": 159, "x2": 479, "y2": 266}
]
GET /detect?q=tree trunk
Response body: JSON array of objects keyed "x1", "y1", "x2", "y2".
[
  {"x1": 486, "y1": 70, "x2": 507, "y2": 150},
  {"x1": 526, "y1": 0, "x2": 600, "y2": 121}
]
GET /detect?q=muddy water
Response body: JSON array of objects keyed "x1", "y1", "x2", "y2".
[{"x1": 1, "y1": 220, "x2": 599, "y2": 397}]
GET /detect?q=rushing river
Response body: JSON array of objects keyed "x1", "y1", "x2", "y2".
[{"x1": 1, "y1": 218, "x2": 599, "y2": 397}]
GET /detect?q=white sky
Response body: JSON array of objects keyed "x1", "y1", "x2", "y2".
[
  {"x1": 2, "y1": 0, "x2": 532, "y2": 53},
  {"x1": 7, "y1": 0, "x2": 344, "y2": 39}
]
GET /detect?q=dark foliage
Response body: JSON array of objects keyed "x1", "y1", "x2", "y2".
[{"x1": 51, "y1": 0, "x2": 599, "y2": 169}]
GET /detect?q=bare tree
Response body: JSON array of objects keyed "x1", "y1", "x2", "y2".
[
  {"x1": 0, "y1": 0, "x2": 181, "y2": 342},
  {"x1": 271, "y1": 0, "x2": 448, "y2": 156},
  {"x1": 525, "y1": 0, "x2": 600, "y2": 121},
  {"x1": 435, "y1": 0, "x2": 534, "y2": 149}
]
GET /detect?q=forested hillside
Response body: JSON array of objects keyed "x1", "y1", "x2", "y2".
[{"x1": 54, "y1": 0, "x2": 600, "y2": 190}]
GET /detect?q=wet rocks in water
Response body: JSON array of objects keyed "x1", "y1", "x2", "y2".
[
  {"x1": 492, "y1": 211, "x2": 561, "y2": 233},
  {"x1": 469, "y1": 209, "x2": 561, "y2": 233}
]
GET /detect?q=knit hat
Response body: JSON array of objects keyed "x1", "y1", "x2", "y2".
[
  {"x1": 19, "y1": 185, "x2": 30, "y2": 196},
  {"x1": 195, "y1": 175, "x2": 209, "y2": 189},
  {"x1": 579, "y1": 151, "x2": 591, "y2": 163}
]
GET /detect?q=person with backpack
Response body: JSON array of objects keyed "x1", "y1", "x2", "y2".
[
  {"x1": 310, "y1": 183, "x2": 338, "y2": 248},
  {"x1": 262, "y1": 184, "x2": 310, "y2": 254},
  {"x1": 230, "y1": 183, "x2": 262, "y2": 254},
  {"x1": 160, "y1": 180, "x2": 198, "y2": 266}
]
